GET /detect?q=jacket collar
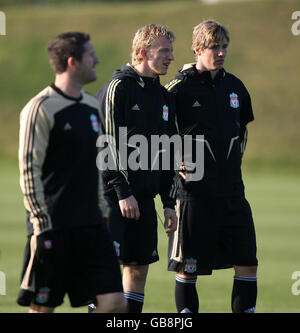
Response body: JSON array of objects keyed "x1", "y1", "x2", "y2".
[
  {"x1": 115, "y1": 64, "x2": 161, "y2": 88},
  {"x1": 180, "y1": 63, "x2": 226, "y2": 83}
]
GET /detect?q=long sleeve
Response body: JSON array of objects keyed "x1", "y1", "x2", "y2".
[
  {"x1": 240, "y1": 84, "x2": 254, "y2": 157},
  {"x1": 96, "y1": 79, "x2": 132, "y2": 200},
  {"x1": 159, "y1": 93, "x2": 178, "y2": 209},
  {"x1": 18, "y1": 96, "x2": 53, "y2": 235}
]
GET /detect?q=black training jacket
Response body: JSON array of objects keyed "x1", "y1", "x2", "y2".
[
  {"x1": 166, "y1": 64, "x2": 254, "y2": 198},
  {"x1": 96, "y1": 65, "x2": 177, "y2": 208}
]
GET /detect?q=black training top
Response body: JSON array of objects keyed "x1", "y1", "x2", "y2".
[
  {"x1": 166, "y1": 64, "x2": 254, "y2": 198},
  {"x1": 96, "y1": 65, "x2": 177, "y2": 208}
]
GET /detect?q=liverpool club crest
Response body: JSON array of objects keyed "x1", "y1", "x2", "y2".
[
  {"x1": 90, "y1": 114, "x2": 99, "y2": 132},
  {"x1": 184, "y1": 258, "x2": 197, "y2": 274},
  {"x1": 229, "y1": 93, "x2": 239, "y2": 109},
  {"x1": 162, "y1": 105, "x2": 169, "y2": 121}
]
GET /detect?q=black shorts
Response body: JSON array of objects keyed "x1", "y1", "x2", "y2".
[
  {"x1": 106, "y1": 197, "x2": 159, "y2": 265},
  {"x1": 17, "y1": 223, "x2": 123, "y2": 308},
  {"x1": 168, "y1": 196, "x2": 258, "y2": 275}
]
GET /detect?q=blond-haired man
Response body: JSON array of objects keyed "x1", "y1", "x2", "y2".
[
  {"x1": 166, "y1": 20, "x2": 258, "y2": 313},
  {"x1": 95, "y1": 24, "x2": 177, "y2": 312}
]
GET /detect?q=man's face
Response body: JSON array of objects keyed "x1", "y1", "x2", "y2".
[
  {"x1": 145, "y1": 36, "x2": 174, "y2": 77},
  {"x1": 75, "y1": 41, "x2": 99, "y2": 84},
  {"x1": 196, "y1": 39, "x2": 229, "y2": 71}
]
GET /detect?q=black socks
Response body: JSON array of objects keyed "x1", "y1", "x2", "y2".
[
  {"x1": 231, "y1": 276, "x2": 257, "y2": 313},
  {"x1": 175, "y1": 274, "x2": 257, "y2": 313},
  {"x1": 124, "y1": 291, "x2": 144, "y2": 313},
  {"x1": 175, "y1": 275, "x2": 199, "y2": 313}
]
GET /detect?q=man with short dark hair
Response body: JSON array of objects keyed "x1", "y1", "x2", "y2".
[{"x1": 17, "y1": 32, "x2": 127, "y2": 313}]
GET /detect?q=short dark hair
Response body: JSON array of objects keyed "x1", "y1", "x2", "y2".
[{"x1": 47, "y1": 32, "x2": 90, "y2": 73}]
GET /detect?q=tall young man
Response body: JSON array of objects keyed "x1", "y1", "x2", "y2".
[
  {"x1": 17, "y1": 32, "x2": 126, "y2": 313},
  {"x1": 96, "y1": 24, "x2": 177, "y2": 313},
  {"x1": 166, "y1": 20, "x2": 258, "y2": 313}
]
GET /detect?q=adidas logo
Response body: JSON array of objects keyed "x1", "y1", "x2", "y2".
[
  {"x1": 192, "y1": 101, "x2": 201, "y2": 107},
  {"x1": 138, "y1": 79, "x2": 145, "y2": 88},
  {"x1": 64, "y1": 123, "x2": 72, "y2": 130},
  {"x1": 131, "y1": 104, "x2": 140, "y2": 111}
]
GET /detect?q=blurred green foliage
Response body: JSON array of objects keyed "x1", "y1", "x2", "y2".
[{"x1": 1, "y1": 0, "x2": 173, "y2": 6}]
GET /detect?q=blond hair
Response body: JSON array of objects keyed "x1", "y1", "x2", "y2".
[
  {"x1": 192, "y1": 19, "x2": 230, "y2": 53},
  {"x1": 131, "y1": 24, "x2": 175, "y2": 66}
]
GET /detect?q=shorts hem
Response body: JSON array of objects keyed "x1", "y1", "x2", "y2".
[
  {"x1": 121, "y1": 256, "x2": 159, "y2": 266},
  {"x1": 168, "y1": 260, "x2": 213, "y2": 276},
  {"x1": 168, "y1": 260, "x2": 257, "y2": 276},
  {"x1": 17, "y1": 293, "x2": 64, "y2": 308}
]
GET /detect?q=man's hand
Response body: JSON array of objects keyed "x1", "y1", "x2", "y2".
[
  {"x1": 119, "y1": 195, "x2": 140, "y2": 220},
  {"x1": 164, "y1": 208, "x2": 177, "y2": 237},
  {"x1": 179, "y1": 161, "x2": 196, "y2": 180},
  {"x1": 179, "y1": 163, "x2": 187, "y2": 180}
]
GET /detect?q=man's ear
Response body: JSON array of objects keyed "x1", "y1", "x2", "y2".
[
  {"x1": 140, "y1": 48, "x2": 149, "y2": 61},
  {"x1": 193, "y1": 48, "x2": 201, "y2": 57},
  {"x1": 67, "y1": 56, "x2": 78, "y2": 69}
]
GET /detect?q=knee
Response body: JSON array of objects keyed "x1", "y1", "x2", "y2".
[
  {"x1": 124, "y1": 265, "x2": 149, "y2": 283},
  {"x1": 177, "y1": 267, "x2": 197, "y2": 280},
  {"x1": 123, "y1": 265, "x2": 149, "y2": 292},
  {"x1": 29, "y1": 303, "x2": 54, "y2": 313},
  {"x1": 234, "y1": 265, "x2": 257, "y2": 277},
  {"x1": 109, "y1": 294, "x2": 127, "y2": 313},
  {"x1": 96, "y1": 292, "x2": 127, "y2": 313}
]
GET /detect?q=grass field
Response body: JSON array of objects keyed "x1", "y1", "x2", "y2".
[{"x1": 0, "y1": 160, "x2": 300, "y2": 313}]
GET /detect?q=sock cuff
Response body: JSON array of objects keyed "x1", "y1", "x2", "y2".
[
  {"x1": 124, "y1": 291, "x2": 144, "y2": 303},
  {"x1": 234, "y1": 275, "x2": 257, "y2": 282},
  {"x1": 176, "y1": 275, "x2": 197, "y2": 284}
]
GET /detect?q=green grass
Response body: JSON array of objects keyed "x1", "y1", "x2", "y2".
[
  {"x1": 0, "y1": 160, "x2": 300, "y2": 313},
  {"x1": 0, "y1": 0, "x2": 300, "y2": 165}
]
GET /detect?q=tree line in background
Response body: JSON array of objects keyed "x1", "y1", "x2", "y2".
[{"x1": 0, "y1": 0, "x2": 175, "y2": 6}]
